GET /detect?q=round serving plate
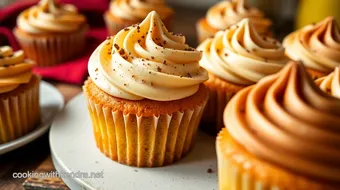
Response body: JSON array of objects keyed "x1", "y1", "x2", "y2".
[
  {"x1": 0, "y1": 81, "x2": 64, "y2": 155},
  {"x1": 50, "y1": 94, "x2": 218, "y2": 190}
]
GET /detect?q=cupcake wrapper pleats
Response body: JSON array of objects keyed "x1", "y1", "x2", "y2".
[{"x1": 85, "y1": 94, "x2": 207, "y2": 167}]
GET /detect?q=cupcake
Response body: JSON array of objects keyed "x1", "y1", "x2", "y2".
[
  {"x1": 197, "y1": 18, "x2": 288, "y2": 135},
  {"x1": 104, "y1": 0, "x2": 174, "y2": 35},
  {"x1": 196, "y1": 0, "x2": 272, "y2": 43},
  {"x1": 0, "y1": 46, "x2": 41, "y2": 144},
  {"x1": 14, "y1": 0, "x2": 88, "y2": 67},
  {"x1": 83, "y1": 11, "x2": 209, "y2": 167},
  {"x1": 217, "y1": 61, "x2": 340, "y2": 189},
  {"x1": 316, "y1": 67, "x2": 340, "y2": 98},
  {"x1": 283, "y1": 16, "x2": 340, "y2": 80}
]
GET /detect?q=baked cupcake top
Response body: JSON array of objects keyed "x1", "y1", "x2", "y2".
[
  {"x1": 198, "y1": 18, "x2": 288, "y2": 85},
  {"x1": 316, "y1": 67, "x2": 340, "y2": 98},
  {"x1": 224, "y1": 61, "x2": 340, "y2": 183},
  {"x1": 283, "y1": 17, "x2": 340, "y2": 73},
  {"x1": 0, "y1": 46, "x2": 35, "y2": 94},
  {"x1": 205, "y1": 0, "x2": 271, "y2": 34},
  {"x1": 17, "y1": 0, "x2": 86, "y2": 34},
  {"x1": 88, "y1": 11, "x2": 208, "y2": 101},
  {"x1": 109, "y1": 0, "x2": 173, "y2": 21}
]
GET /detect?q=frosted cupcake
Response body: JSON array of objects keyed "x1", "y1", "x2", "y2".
[
  {"x1": 0, "y1": 46, "x2": 40, "y2": 144},
  {"x1": 284, "y1": 16, "x2": 340, "y2": 79},
  {"x1": 316, "y1": 67, "x2": 340, "y2": 98},
  {"x1": 83, "y1": 11, "x2": 209, "y2": 167},
  {"x1": 217, "y1": 61, "x2": 340, "y2": 189},
  {"x1": 196, "y1": 0, "x2": 272, "y2": 43},
  {"x1": 104, "y1": 0, "x2": 173, "y2": 35},
  {"x1": 197, "y1": 18, "x2": 288, "y2": 135},
  {"x1": 14, "y1": 0, "x2": 87, "y2": 67}
]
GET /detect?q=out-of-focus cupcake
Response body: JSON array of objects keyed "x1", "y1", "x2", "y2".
[
  {"x1": 13, "y1": 0, "x2": 88, "y2": 67},
  {"x1": 197, "y1": 18, "x2": 288, "y2": 135},
  {"x1": 196, "y1": 0, "x2": 272, "y2": 43},
  {"x1": 217, "y1": 61, "x2": 340, "y2": 190},
  {"x1": 104, "y1": 0, "x2": 173, "y2": 35},
  {"x1": 83, "y1": 11, "x2": 209, "y2": 167},
  {"x1": 0, "y1": 46, "x2": 41, "y2": 144},
  {"x1": 316, "y1": 66, "x2": 340, "y2": 98},
  {"x1": 283, "y1": 16, "x2": 340, "y2": 80}
]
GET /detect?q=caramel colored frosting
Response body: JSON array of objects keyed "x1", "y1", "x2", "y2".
[
  {"x1": 109, "y1": 0, "x2": 173, "y2": 21},
  {"x1": 198, "y1": 18, "x2": 287, "y2": 85},
  {"x1": 17, "y1": 0, "x2": 86, "y2": 34},
  {"x1": 206, "y1": 0, "x2": 271, "y2": 34},
  {"x1": 316, "y1": 67, "x2": 340, "y2": 98},
  {"x1": 284, "y1": 17, "x2": 340, "y2": 73},
  {"x1": 0, "y1": 46, "x2": 35, "y2": 94},
  {"x1": 224, "y1": 61, "x2": 340, "y2": 183},
  {"x1": 88, "y1": 11, "x2": 208, "y2": 101}
]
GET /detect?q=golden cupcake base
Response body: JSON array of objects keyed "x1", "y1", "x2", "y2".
[{"x1": 83, "y1": 79, "x2": 208, "y2": 167}]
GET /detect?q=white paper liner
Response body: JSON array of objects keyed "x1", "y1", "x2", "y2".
[
  {"x1": 85, "y1": 94, "x2": 207, "y2": 167},
  {"x1": 0, "y1": 80, "x2": 40, "y2": 144},
  {"x1": 13, "y1": 27, "x2": 87, "y2": 67}
]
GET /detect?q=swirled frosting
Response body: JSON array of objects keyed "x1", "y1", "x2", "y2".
[
  {"x1": 284, "y1": 17, "x2": 340, "y2": 73},
  {"x1": 316, "y1": 67, "x2": 340, "y2": 98},
  {"x1": 88, "y1": 11, "x2": 208, "y2": 101},
  {"x1": 109, "y1": 0, "x2": 173, "y2": 21},
  {"x1": 17, "y1": 0, "x2": 86, "y2": 34},
  {"x1": 198, "y1": 18, "x2": 288, "y2": 85},
  {"x1": 0, "y1": 46, "x2": 35, "y2": 94},
  {"x1": 224, "y1": 61, "x2": 340, "y2": 183},
  {"x1": 206, "y1": 0, "x2": 271, "y2": 34}
]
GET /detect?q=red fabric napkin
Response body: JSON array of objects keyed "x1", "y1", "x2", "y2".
[{"x1": 0, "y1": 0, "x2": 110, "y2": 84}]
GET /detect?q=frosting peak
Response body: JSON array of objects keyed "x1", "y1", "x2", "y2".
[
  {"x1": 0, "y1": 46, "x2": 35, "y2": 94},
  {"x1": 206, "y1": 0, "x2": 271, "y2": 34},
  {"x1": 109, "y1": 0, "x2": 173, "y2": 21},
  {"x1": 225, "y1": 61, "x2": 340, "y2": 183},
  {"x1": 284, "y1": 17, "x2": 340, "y2": 73},
  {"x1": 198, "y1": 18, "x2": 288, "y2": 85},
  {"x1": 89, "y1": 11, "x2": 208, "y2": 101},
  {"x1": 316, "y1": 66, "x2": 340, "y2": 98},
  {"x1": 17, "y1": 0, "x2": 86, "y2": 34}
]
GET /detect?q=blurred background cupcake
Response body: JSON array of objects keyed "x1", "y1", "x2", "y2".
[
  {"x1": 197, "y1": 18, "x2": 288, "y2": 135},
  {"x1": 316, "y1": 66, "x2": 340, "y2": 98},
  {"x1": 0, "y1": 46, "x2": 40, "y2": 144},
  {"x1": 13, "y1": 0, "x2": 88, "y2": 67},
  {"x1": 104, "y1": 0, "x2": 174, "y2": 35}
]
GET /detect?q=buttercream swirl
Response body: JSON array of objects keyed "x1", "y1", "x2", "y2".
[
  {"x1": 198, "y1": 18, "x2": 288, "y2": 85},
  {"x1": 109, "y1": 0, "x2": 173, "y2": 21},
  {"x1": 206, "y1": 0, "x2": 271, "y2": 34},
  {"x1": 17, "y1": 0, "x2": 86, "y2": 34},
  {"x1": 284, "y1": 16, "x2": 340, "y2": 73},
  {"x1": 224, "y1": 61, "x2": 340, "y2": 183},
  {"x1": 0, "y1": 46, "x2": 35, "y2": 94},
  {"x1": 316, "y1": 67, "x2": 340, "y2": 98},
  {"x1": 89, "y1": 11, "x2": 208, "y2": 101}
]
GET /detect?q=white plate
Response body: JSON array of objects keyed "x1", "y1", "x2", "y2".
[
  {"x1": 50, "y1": 94, "x2": 218, "y2": 190},
  {"x1": 0, "y1": 81, "x2": 64, "y2": 155}
]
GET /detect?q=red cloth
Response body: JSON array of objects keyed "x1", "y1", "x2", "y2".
[{"x1": 0, "y1": 0, "x2": 110, "y2": 84}]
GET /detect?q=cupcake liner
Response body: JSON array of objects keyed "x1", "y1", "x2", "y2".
[
  {"x1": 201, "y1": 73, "x2": 245, "y2": 135},
  {"x1": 217, "y1": 128, "x2": 335, "y2": 190},
  {"x1": 13, "y1": 26, "x2": 87, "y2": 67},
  {"x1": 0, "y1": 76, "x2": 40, "y2": 144},
  {"x1": 84, "y1": 91, "x2": 207, "y2": 167}
]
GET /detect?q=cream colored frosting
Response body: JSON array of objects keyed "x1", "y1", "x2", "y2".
[
  {"x1": 198, "y1": 18, "x2": 287, "y2": 85},
  {"x1": 206, "y1": 0, "x2": 271, "y2": 34},
  {"x1": 225, "y1": 61, "x2": 340, "y2": 183},
  {"x1": 0, "y1": 46, "x2": 35, "y2": 94},
  {"x1": 17, "y1": 0, "x2": 86, "y2": 34},
  {"x1": 88, "y1": 11, "x2": 208, "y2": 101},
  {"x1": 284, "y1": 17, "x2": 340, "y2": 73},
  {"x1": 316, "y1": 67, "x2": 340, "y2": 98},
  {"x1": 109, "y1": 0, "x2": 173, "y2": 21}
]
